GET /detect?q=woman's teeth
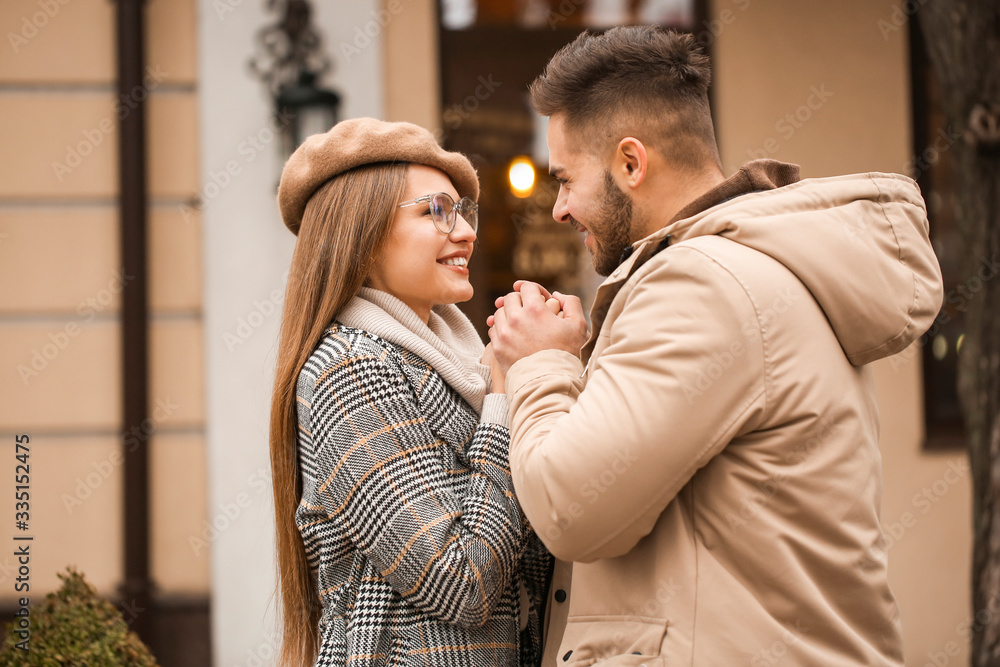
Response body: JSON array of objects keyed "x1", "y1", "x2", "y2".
[{"x1": 440, "y1": 257, "x2": 467, "y2": 267}]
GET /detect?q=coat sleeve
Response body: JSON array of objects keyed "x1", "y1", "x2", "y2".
[
  {"x1": 306, "y1": 338, "x2": 523, "y2": 629},
  {"x1": 505, "y1": 246, "x2": 768, "y2": 563}
]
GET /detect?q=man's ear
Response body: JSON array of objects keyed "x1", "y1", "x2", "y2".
[{"x1": 614, "y1": 137, "x2": 647, "y2": 190}]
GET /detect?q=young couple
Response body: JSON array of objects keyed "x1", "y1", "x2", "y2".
[{"x1": 269, "y1": 26, "x2": 943, "y2": 667}]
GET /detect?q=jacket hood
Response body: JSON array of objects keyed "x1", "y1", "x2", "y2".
[{"x1": 660, "y1": 166, "x2": 944, "y2": 366}]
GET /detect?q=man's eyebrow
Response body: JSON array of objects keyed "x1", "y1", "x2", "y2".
[{"x1": 549, "y1": 166, "x2": 566, "y2": 178}]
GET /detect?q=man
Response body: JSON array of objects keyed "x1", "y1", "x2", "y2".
[{"x1": 488, "y1": 26, "x2": 943, "y2": 666}]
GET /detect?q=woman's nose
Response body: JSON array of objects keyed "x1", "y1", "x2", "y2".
[{"x1": 450, "y1": 213, "x2": 477, "y2": 243}]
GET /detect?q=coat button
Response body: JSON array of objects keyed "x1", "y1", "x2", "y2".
[
  {"x1": 563, "y1": 650, "x2": 573, "y2": 661},
  {"x1": 554, "y1": 589, "x2": 567, "y2": 602}
]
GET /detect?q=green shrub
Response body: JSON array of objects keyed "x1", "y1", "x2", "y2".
[{"x1": 0, "y1": 567, "x2": 159, "y2": 666}]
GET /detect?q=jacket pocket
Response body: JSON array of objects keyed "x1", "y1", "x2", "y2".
[{"x1": 556, "y1": 615, "x2": 668, "y2": 666}]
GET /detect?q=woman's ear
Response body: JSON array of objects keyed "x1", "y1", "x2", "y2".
[{"x1": 614, "y1": 137, "x2": 648, "y2": 190}]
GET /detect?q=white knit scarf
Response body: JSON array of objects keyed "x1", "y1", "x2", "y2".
[{"x1": 336, "y1": 287, "x2": 491, "y2": 413}]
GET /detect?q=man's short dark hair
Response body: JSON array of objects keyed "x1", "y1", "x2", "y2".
[{"x1": 529, "y1": 25, "x2": 721, "y2": 172}]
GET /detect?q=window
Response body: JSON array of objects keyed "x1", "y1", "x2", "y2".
[{"x1": 909, "y1": 20, "x2": 965, "y2": 450}]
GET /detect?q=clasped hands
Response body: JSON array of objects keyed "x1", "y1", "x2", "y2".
[{"x1": 483, "y1": 281, "x2": 589, "y2": 390}]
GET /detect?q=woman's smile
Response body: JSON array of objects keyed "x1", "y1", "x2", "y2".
[{"x1": 438, "y1": 252, "x2": 470, "y2": 273}]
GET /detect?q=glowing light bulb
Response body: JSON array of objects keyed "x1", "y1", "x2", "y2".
[{"x1": 508, "y1": 157, "x2": 535, "y2": 198}]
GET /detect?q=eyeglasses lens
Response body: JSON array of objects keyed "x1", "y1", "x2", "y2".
[
  {"x1": 459, "y1": 198, "x2": 478, "y2": 231},
  {"x1": 427, "y1": 193, "x2": 478, "y2": 233},
  {"x1": 429, "y1": 194, "x2": 451, "y2": 234}
]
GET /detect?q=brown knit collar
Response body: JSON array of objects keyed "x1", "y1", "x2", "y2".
[{"x1": 669, "y1": 159, "x2": 802, "y2": 224}]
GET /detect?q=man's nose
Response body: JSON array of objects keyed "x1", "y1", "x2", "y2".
[{"x1": 552, "y1": 188, "x2": 570, "y2": 224}]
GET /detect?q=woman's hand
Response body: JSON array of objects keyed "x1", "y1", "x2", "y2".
[{"x1": 482, "y1": 343, "x2": 506, "y2": 394}]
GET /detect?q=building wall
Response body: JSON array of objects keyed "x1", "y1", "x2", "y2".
[
  {"x1": 712, "y1": 1, "x2": 972, "y2": 665},
  {"x1": 0, "y1": 1, "x2": 971, "y2": 666},
  {"x1": 383, "y1": 0, "x2": 440, "y2": 129},
  {"x1": 0, "y1": 0, "x2": 207, "y2": 607}
]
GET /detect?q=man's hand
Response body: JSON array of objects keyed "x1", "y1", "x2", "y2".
[{"x1": 487, "y1": 281, "x2": 589, "y2": 375}]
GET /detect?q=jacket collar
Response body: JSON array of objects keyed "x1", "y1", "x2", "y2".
[
  {"x1": 581, "y1": 160, "x2": 801, "y2": 365},
  {"x1": 669, "y1": 159, "x2": 800, "y2": 226}
]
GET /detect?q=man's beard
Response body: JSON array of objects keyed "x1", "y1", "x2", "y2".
[{"x1": 588, "y1": 170, "x2": 637, "y2": 276}]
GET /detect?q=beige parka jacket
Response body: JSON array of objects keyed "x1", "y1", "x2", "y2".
[{"x1": 505, "y1": 160, "x2": 944, "y2": 666}]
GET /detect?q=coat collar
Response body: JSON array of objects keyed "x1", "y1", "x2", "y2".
[{"x1": 580, "y1": 160, "x2": 801, "y2": 365}]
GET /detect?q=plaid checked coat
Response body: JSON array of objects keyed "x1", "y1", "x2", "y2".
[{"x1": 295, "y1": 318, "x2": 551, "y2": 666}]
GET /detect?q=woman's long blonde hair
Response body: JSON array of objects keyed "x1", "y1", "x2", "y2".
[{"x1": 270, "y1": 162, "x2": 408, "y2": 667}]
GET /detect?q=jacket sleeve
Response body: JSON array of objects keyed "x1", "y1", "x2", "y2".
[
  {"x1": 307, "y1": 340, "x2": 523, "y2": 629},
  {"x1": 505, "y1": 246, "x2": 767, "y2": 563}
]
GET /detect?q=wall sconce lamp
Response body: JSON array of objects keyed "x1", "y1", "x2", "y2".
[
  {"x1": 250, "y1": 0, "x2": 341, "y2": 160},
  {"x1": 276, "y1": 70, "x2": 341, "y2": 158}
]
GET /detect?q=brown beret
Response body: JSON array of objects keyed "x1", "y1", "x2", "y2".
[{"x1": 277, "y1": 117, "x2": 479, "y2": 235}]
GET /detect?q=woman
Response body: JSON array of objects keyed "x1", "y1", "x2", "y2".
[{"x1": 269, "y1": 118, "x2": 550, "y2": 667}]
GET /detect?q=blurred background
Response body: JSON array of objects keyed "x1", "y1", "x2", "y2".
[{"x1": 0, "y1": 0, "x2": 976, "y2": 665}]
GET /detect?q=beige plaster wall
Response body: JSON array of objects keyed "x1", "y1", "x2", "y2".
[
  {"x1": 712, "y1": 1, "x2": 972, "y2": 665},
  {"x1": 382, "y1": 0, "x2": 440, "y2": 130},
  {"x1": 0, "y1": 0, "x2": 208, "y2": 599}
]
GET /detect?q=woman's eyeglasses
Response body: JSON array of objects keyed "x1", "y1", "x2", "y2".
[{"x1": 397, "y1": 192, "x2": 478, "y2": 234}]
